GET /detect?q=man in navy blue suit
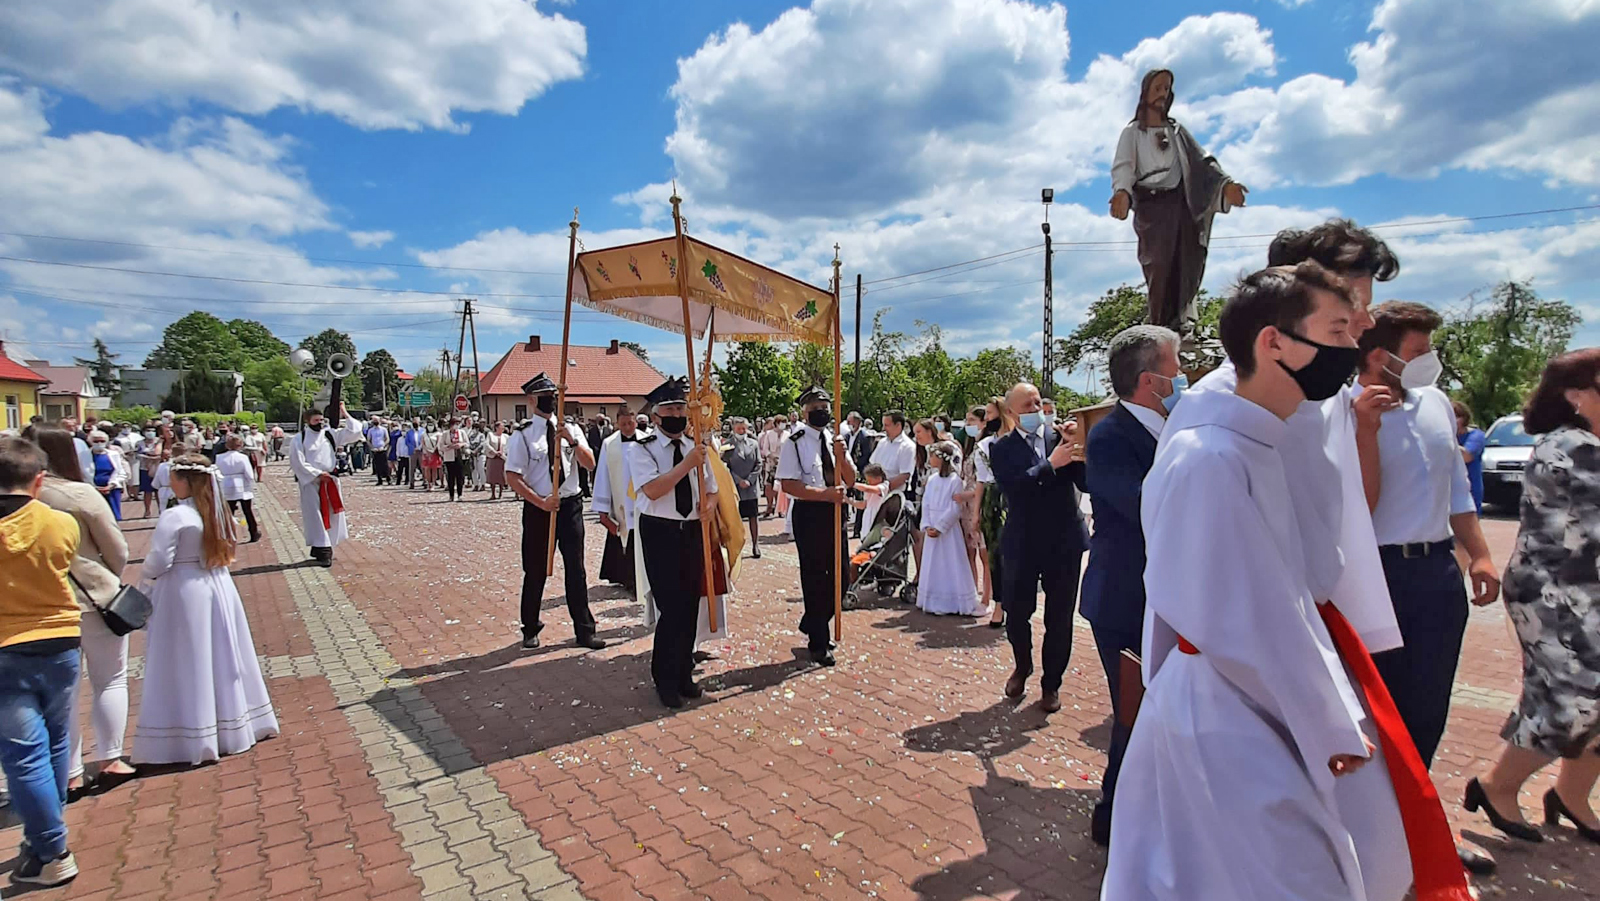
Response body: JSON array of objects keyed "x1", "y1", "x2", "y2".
[
  {"x1": 990, "y1": 381, "x2": 1088, "y2": 713},
  {"x1": 1081, "y1": 324, "x2": 1183, "y2": 846}
]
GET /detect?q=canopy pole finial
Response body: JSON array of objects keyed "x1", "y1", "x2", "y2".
[{"x1": 571, "y1": 207, "x2": 579, "y2": 229}]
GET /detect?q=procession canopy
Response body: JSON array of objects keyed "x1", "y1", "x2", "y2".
[{"x1": 571, "y1": 235, "x2": 837, "y2": 345}]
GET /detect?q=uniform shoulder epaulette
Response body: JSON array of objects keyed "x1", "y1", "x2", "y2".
[
  {"x1": 638, "y1": 433, "x2": 659, "y2": 445},
  {"x1": 789, "y1": 429, "x2": 805, "y2": 442},
  {"x1": 514, "y1": 421, "x2": 533, "y2": 432}
]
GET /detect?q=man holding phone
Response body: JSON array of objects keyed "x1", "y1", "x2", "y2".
[{"x1": 989, "y1": 382, "x2": 1088, "y2": 713}]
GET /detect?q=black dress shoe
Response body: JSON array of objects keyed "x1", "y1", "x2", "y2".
[
  {"x1": 679, "y1": 682, "x2": 705, "y2": 700},
  {"x1": 811, "y1": 648, "x2": 836, "y2": 667},
  {"x1": 1458, "y1": 844, "x2": 1497, "y2": 875},
  {"x1": 1463, "y1": 777, "x2": 1543, "y2": 842},
  {"x1": 657, "y1": 690, "x2": 684, "y2": 709},
  {"x1": 1004, "y1": 667, "x2": 1031, "y2": 700},
  {"x1": 576, "y1": 635, "x2": 608, "y2": 650},
  {"x1": 1090, "y1": 804, "x2": 1112, "y2": 847},
  {"x1": 692, "y1": 650, "x2": 714, "y2": 663},
  {"x1": 521, "y1": 635, "x2": 541, "y2": 650},
  {"x1": 1544, "y1": 789, "x2": 1600, "y2": 844}
]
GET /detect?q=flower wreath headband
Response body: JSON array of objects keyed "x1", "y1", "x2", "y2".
[{"x1": 168, "y1": 461, "x2": 238, "y2": 544}]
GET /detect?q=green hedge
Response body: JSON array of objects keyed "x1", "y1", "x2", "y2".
[{"x1": 96, "y1": 407, "x2": 265, "y2": 429}]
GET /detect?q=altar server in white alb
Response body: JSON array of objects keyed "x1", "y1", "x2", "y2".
[
  {"x1": 591, "y1": 409, "x2": 647, "y2": 597},
  {"x1": 1104, "y1": 263, "x2": 1407, "y2": 901},
  {"x1": 288, "y1": 403, "x2": 365, "y2": 567}
]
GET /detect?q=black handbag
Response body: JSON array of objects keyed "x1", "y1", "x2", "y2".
[{"x1": 68, "y1": 572, "x2": 152, "y2": 637}]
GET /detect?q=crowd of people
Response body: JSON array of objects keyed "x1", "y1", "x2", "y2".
[{"x1": 2, "y1": 218, "x2": 1598, "y2": 897}]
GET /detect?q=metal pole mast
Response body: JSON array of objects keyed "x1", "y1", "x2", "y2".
[
  {"x1": 1041, "y1": 188, "x2": 1054, "y2": 399},
  {"x1": 852, "y1": 273, "x2": 862, "y2": 414}
]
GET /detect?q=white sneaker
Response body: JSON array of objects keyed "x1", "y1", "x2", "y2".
[{"x1": 11, "y1": 850, "x2": 78, "y2": 887}]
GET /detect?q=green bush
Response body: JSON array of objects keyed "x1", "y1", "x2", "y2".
[{"x1": 96, "y1": 407, "x2": 265, "y2": 429}]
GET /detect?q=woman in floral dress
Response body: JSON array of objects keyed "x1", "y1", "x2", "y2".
[{"x1": 1466, "y1": 349, "x2": 1600, "y2": 844}]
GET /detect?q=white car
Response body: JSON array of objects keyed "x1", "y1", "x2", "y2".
[{"x1": 1480, "y1": 414, "x2": 1535, "y2": 509}]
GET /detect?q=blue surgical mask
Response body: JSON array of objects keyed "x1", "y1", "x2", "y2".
[
  {"x1": 1018, "y1": 412, "x2": 1043, "y2": 433},
  {"x1": 964, "y1": 424, "x2": 981, "y2": 438},
  {"x1": 1157, "y1": 373, "x2": 1189, "y2": 414},
  {"x1": 1040, "y1": 412, "x2": 1056, "y2": 428}
]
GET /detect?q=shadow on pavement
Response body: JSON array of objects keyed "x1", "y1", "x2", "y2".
[{"x1": 904, "y1": 703, "x2": 1101, "y2": 900}]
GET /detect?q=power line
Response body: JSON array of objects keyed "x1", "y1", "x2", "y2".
[
  {"x1": 0, "y1": 256, "x2": 569, "y2": 299},
  {"x1": 862, "y1": 244, "x2": 1043, "y2": 286},
  {"x1": 0, "y1": 230, "x2": 563, "y2": 277},
  {"x1": 870, "y1": 278, "x2": 1043, "y2": 308},
  {"x1": 865, "y1": 252, "x2": 1041, "y2": 294}
]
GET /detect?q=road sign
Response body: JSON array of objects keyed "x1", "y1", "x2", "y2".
[
  {"x1": 455, "y1": 394, "x2": 470, "y2": 413},
  {"x1": 406, "y1": 391, "x2": 433, "y2": 406}
]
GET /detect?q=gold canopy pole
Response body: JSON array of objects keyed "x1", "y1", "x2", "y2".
[
  {"x1": 671, "y1": 190, "x2": 720, "y2": 632},
  {"x1": 831, "y1": 247, "x2": 844, "y2": 641},
  {"x1": 548, "y1": 208, "x2": 579, "y2": 576}
]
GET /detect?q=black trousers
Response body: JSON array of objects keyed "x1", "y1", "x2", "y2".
[
  {"x1": 1371, "y1": 544, "x2": 1469, "y2": 768},
  {"x1": 372, "y1": 453, "x2": 390, "y2": 483},
  {"x1": 639, "y1": 515, "x2": 704, "y2": 693},
  {"x1": 444, "y1": 460, "x2": 465, "y2": 498},
  {"x1": 519, "y1": 496, "x2": 595, "y2": 640},
  {"x1": 1003, "y1": 548, "x2": 1084, "y2": 692},
  {"x1": 394, "y1": 456, "x2": 409, "y2": 485},
  {"x1": 792, "y1": 500, "x2": 847, "y2": 651},
  {"x1": 227, "y1": 498, "x2": 259, "y2": 539},
  {"x1": 1091, "y1": 623, "x2": 1141, "y2": 823}
]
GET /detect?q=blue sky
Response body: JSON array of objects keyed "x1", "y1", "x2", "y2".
[{"x1": 1, "y1": 0, "x2": 1597, "y2": 395}]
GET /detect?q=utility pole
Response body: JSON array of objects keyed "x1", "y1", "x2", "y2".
[
  {"x1": 853, "y1": 274, "x2": 862, "y2": 414},
  {"x1": 439, "y1": 345, "x2": 454, "y2": 417},
  {"x1": 1041, "y1": 188, "x2": 1055, "y2": 399},
  {"x1": 450, "y1": 298, "x2": 469, "y2": 405},
  {"x1": 465, "y1": 299, "x2": 485, "y2": 422}
]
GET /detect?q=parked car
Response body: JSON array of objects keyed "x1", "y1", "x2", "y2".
[{"x1": 1481, "y1": 414, "x2": 1536, "y2": 509}]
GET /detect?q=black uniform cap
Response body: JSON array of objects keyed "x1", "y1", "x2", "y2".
[
  {"x1": 644, "y1": 377, "x2": 689, "y2": 408},
  {"x1": 796, "y1": 386, "x2": 832, "y2": 406},
  {"x1": 521, "y1": 372, "x2": 556, "y2": 395}
]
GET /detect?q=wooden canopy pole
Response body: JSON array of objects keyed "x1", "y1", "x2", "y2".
[
  {"x1": 671, "y1": 190, "x2": 720, "y2": 632},
  {"x1": 832, "y1": 247, "x2": 844, "y2": 641},
  {"x1": 548, "y1": 208, "x2": 579, "y2": 576}
]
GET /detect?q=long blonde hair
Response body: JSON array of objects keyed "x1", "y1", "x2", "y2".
[{"x1": 170, "y1": 453, "x2": 236, "y2": 568}]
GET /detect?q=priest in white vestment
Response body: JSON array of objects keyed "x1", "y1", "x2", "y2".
[
  {"x1": 288, "y1": 404, "x2": 365, "y2": 567},
  {"x1": 592, "y1": 416, "x2": 648, "y2": 597},
  {"x1": 1106, "y1": 264, "x2": 1396, "y2": 901}
]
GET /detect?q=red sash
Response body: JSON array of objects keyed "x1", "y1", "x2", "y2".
[
  {"x1": 1315, "y1": 603, "x2": 1472, "y2": 900},
  {"x1": 1175, "y1": 611, "x2": 1470, "y2": 899},
  {"x1": 318, "y1": 478, "x2": 345, "y2": 530}
]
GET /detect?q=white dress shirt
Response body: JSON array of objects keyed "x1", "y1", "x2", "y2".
[
  {"x1": 1353, "y1": 384, "x2": 1476, "y2": 546},
  {"x1": 626, "y1": 432, "x2": 717, "y2": 521},
  {"x1": 1122, "y1": 400, "x2": 1166, "y2": 439},
  {"x1": 868, "y1": 431, "x2": 916, "y2": 482},
  {"x1": 775, "y1": 423, "x2": 840, "y2": 490},
  {"x1": 366, "y1": 425, "x2": 389, "y2": 451},
  {"x1": 504, "y1": 412, "x2": 588, "y2": 498},
  {"x1": 216, "y1": 449, "x2": 257, "y2": 501}
]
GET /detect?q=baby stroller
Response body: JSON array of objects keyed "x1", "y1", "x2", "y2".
[{"x1": 844, "y1": 486, "x2": 916, "y2": 608}]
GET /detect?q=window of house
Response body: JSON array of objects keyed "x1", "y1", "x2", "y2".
[
  {"x1": 45, "y1": 403, "x2": 72, "y2": 422},
  {"x1": 514, "y1": 404, "x2": 528, "y2": 421},
  {"x1": 4, "y1": 395, "x2": 18, "y2": 431}
]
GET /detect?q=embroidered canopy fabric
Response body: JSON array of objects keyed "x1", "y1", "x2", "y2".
[{"x1": 571, "y1": 236, "x2": 837, "y2": 345}]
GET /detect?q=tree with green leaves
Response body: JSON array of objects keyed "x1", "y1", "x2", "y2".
[
  {"x1": 229, "y1": 319, "x2": 290, "y2": 364},
  {"x1": 243, "y1": 357, "x2": 315, "y2": 422},
  {"x1": 946, "y1": 346, "x2": 1038, "y2": 415},
  {"x1": 74, "y1": 338, "x2": 121, "y2": 400},
  {"x1": 359, "y1": 349, "x2": 400, "y2": 410},
  {"x1": 1055, "y1": 284, "x2": 1223, "y2": 394},
  {"x1": 716, "y1": 342, "x2": 800, "y2": 420},
  {"x1": 145, "y1": 311, "x2": 244, "y2": 371},
  {"x1": 1437, "y1": 281, "x2": 1580, "y2": 423},
  {"x1": 618, "y1": 341, "x2": 649, "y2": 363},
  {"x1": 161, "y1": 368, "x2": 238, "y2": 414}
]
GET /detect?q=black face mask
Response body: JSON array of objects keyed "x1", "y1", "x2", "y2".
[
  {"x1": 535, "y1": 395, "x2": 556, "y2": 415},
  {"x1": 983, "y1": 418, "x2": 1001, "y2": 436},
  {"x1": 659, "y1": 416, "x2": 688, "y2": 435},
  {"x1": 308, "y1": 421, "x2": 324, "y2": 432},
  {"x1": 1276, "y1": 331, "x2": 1360, "y2": 402},
  {"x1": 807, "y1": 409, "x2": 832, "y2": 428}
]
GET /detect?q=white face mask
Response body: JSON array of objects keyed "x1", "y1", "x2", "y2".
[{"x1": 1389, "y1": 349, "x2": 1442, "y2": 390}]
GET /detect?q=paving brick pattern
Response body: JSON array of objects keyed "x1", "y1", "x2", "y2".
[{"x1": 2, "y1": 464, "x2": 1593, "y2": 900}]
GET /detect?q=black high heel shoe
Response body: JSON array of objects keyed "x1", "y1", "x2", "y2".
[
  {"x1": 1463, "y1": 778, "x2": 1544, "y2": 842},
  {"x1": 1544, "y1": 789, "x2": 1600, "y2": 844}
]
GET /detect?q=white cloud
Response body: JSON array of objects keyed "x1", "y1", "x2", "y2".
[
  {"x1": 348, "y1": 230, "x2": 395, "y2": 249},
  {"x1": 1217, "y1": 0, "x2": 1600, "y2": 187},
  {"x1": 0, "y1": 0, "x2": 587, "y2": 131},
  {"x1": 1122, "y1": 12, "x2": 1277, "y2": 97}
]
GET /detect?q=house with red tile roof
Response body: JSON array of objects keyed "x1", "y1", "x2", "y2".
[
  {"x1": 477, "y1": 336, "x2": 664, "y2": 423},
  {"x1": 0, "y1": 341, "x2": 49, "y2": 431},
  {"x1": 26, "y1": 361, "x2": 103, "y2": 423}
]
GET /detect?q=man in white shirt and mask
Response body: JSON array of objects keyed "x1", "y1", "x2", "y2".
[
  {"x1": 288, "y1": 403, "x2": 365, "y2": 567},
  {"x1": 592, "y1": 409, "x2": 646, "y2": 594},
  {"x1": 1106, "y1": 262, "x2": 1431, "y2": 900}
]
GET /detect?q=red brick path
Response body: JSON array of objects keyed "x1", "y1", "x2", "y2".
[{"x1": 4, "y1": 464, "x2": 1594, "y2": 900}]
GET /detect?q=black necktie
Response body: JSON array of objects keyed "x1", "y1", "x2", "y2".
[
  {"x1": 820, "y1": 431, "x2": 836, "y2": 486},
  {"x1": 672, "y1": 439, "x2": 693, "y2": 516},
  {"x1": 547, "y1": 419, "x2": 563, "y2": 489}
]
